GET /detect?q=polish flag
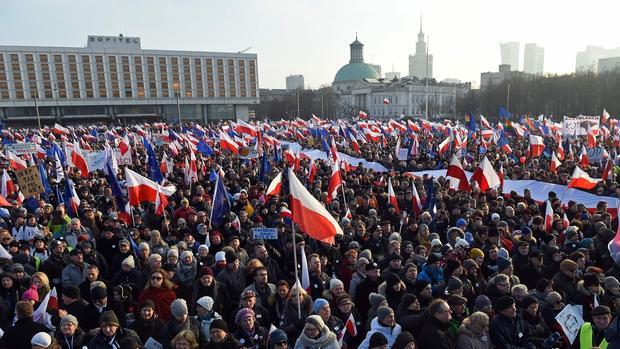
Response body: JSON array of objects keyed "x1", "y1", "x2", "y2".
[
  {"x1": 33, "y1": 287, "x2": 58, "y2": 326},
  {"x1": 446, "y1": 155, "x2": 471, "y2": 192},
  {"x1": 358, "y1": 111, "x2": 368, "y2": 119},
  {"x1": 567, "y1": 166, "x2": 600, "y2": 190},
  {"x1": 1, "y1": 169, "x2": 14, "y2": 198},
  {"x1": 580, "y1": 146, "x2": 589, "y2": 168},
  {"x1": 544, "y1": 200, "x2": 554, "y2": 233},
  {"x1": 219, "y1": 130, "x2": 239, "y2": 154},
  {"x1": 71, "y1": 141, "x2": 89, "y2": 178},
  {"x1": 329, "y1": 137, "x2": 339, "y2": 164},
  {"x1": 266, "y1": 171, "x2": 282, "y2": 198},
  {"x1": 187, "y1": 145, "x2": 198, "y2": 184},
  {"x1": 383, "y1": 98, "x2": 390, "y2": 105},
  {"x1": 498, "y1": 164, "x2": 505, "y2": 189},
  {"x1": 480, "y1": 129, "x2": 494, "y2": 140},
  {"x1": 7, "y1": 150, "x2": 27, "y2": 171},
  {"x1": 280, "y1": 207, "x2": 292, "y2": 220},
  {"x1": 118, "y1": 136, "x2": 131, "y2": 155},
  {"x1": 562, "y1": 213, "x2": 570, "y2": 230},
  {"x1": 387, "y1": 178, "x2": 399, "y2": 214},
  {"x1": 236, "y1": 119, "x2": 257, "y2": 137},
  {"x1": 326, "y1": 162, "x2": 342, "y2": 204},
  {"x1": 603, "y1": 159, "x2": 614, "y2": 181},
  {"x1": 52, "y1": 123, "x2": 70, "y2": 135},
  {"x1": 587, "y1": 124, "x2": 597, "y2": 148},
  {"x1": 125, "y1": 168, "x2": 176, "y2": 215},
  {"x1": 603, "y1": 109, "x2": 611, "y2": 125},
  {"x1": 529, "y1": 135, "x2": 545, "y2": 157},
  {"x1": 160, "y1": 151, "x2": 171, "y2": 177},
  {"x1": 289, "y1": 170, "x2": 343, "y2": 245},
  {"x1": 308, "y1": 159, "x2": 317, "y2": 184},
  {"x1": 408, "y1": 120, "x2": 421, "y2": 133},
  {"x1": 348, "y1": 132, "x2": 360, "y2": 152},
  {"x1": 550, "y1": 152, "x2": 562, "y2": 174},
  {"x1": 471, "y1": 156, "x2": 501, "y2": 192},
  {"x1": 344, "y1": 313, "x2": 358, "y2": 337},
  {"x1": 557, "y1": 142, "x2": 565, "y2": 160},
  {"x1": 389, "y1": 119, "x2": 407, "y2": 132},
  {"x1": 480, "y1": 115, "x2": 491, "y2": 129},
  {"x1": 438, "y1": 136, "x2": 451, "y2": 155},
  {"x1": 411, "y1": 182, "x2": 422, "y2": 218},
  {"x1": 364, "y1": 128, "x2": 382, "y2": 143}
]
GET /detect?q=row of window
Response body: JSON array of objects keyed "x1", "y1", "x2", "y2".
[{"x1": 372, "y1": 94, "x2": 455, "y2": 105}]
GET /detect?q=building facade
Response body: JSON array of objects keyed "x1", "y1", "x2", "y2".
[
  {"x1": 523, "y1": 43, "x2": 544, "y2": 75},
  {"x1": 285, "y1": 74, "x2": 304, "y2": 90},
  {"x1": 408, "y1": 19, "x2": 433, "y2": 79},
  {"x1": 333, "y1": 36, "x2": 380, "y2": 92},
  {"x1": 480, "y1": 64, "x2": 533, "y2": 89},
  {"x1": 0, "y1": 34, "x2": 259, "y2": 125},
  {"x1": 500, "y1": 42, "x2": 520, "y2": 71},
  {"x1": 598, "y1": 57, "x2": 620, "y2": 73},
  {"x1": 576, "y1": 45, "x2": 620, "y2": 73}
]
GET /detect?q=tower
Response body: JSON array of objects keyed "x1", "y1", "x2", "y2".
[
  {"x1": 349, "y1": 35, "x2": 364, "y2": 63},
  {"x1": 409, "y1": 15, "x2": 433, "y2": 79}
]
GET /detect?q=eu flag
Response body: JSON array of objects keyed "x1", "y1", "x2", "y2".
[
  {"x1": 211, "y1": 173, "x2": 231, "y2": 227},
  {"x1": 424, "y1": 177, "x2": 436, "y2": 216},
  {"x1": 143, "y1": 137, "x2": 163, "y2": 183}
]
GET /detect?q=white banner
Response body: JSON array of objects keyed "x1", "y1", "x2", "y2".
[
  {"x1": 115, "y1": 149, "x2": 132, "y2": 165},
  {"x1": 562, "y1": 115, "x2": 599, "y2": 136},
  {"x1": 87, "y1": 151, "x2": 108, "y2": 171},
  {"x1": 555, "y1": 304, "x2": 584, "y2": 344},
  {"x1": 397, "y1": 148, "x2": 409, "y2": 161}
]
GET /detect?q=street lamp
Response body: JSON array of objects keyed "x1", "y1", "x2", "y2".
[
  {"x1": 32, "y1": 91, "x2": 42, "y2": 129},
  {"x1": 173, "y1": 82, "x2": 181, "y2": 125}
]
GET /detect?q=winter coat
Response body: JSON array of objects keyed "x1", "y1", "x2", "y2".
[
  {"x1": 195, "y1": 312, "x2": 222, "y2": 342},
  {"x1": 189, "y1": 279, "x2": 226, "y2": 315},
  {"x1": 358, "y1": 317, "x2": 402, "y2": 349},
  {"x1": 457, "y1": 323, "x2": 492, "y2": 349},
  {"x1": 522, "y1": 311, "x2": 551, "y2": 347},
  {"x1": 203, "y1": 335, "x2": 242, "y2": 349},
  {"x1": 138, "y1": 286, "x2": 176, "y2": 322},
  {"x1": 233, "y1": 325, "x2": 268, "y2": 349},
  {"x1": 489, "y1": 313, "x2": 536, "y2": 349},
  {"x1": 417, "y1": 263, "x2": 444, "y2": 293},
  {"x1": 160, "y1": 316, "x2": 206, "y2": 349},
  {"x1": 576, "y1": 280, "x2": 611, "y2": 323},
  {"x1": 606, "y1": 316, "x2": 620, "y2": 349},
  {"x1": 0, "y1": 317, "x2": 51, "y2": 349},
  {"x1": 87, "y1": 327, "x2": 142, "y2": 349},
  {"x1": 55, "y1": 328, "x2": 87, "y2": 349},
  {"x1": 61, "y1": 261, "x2": 90, "y2": 288},
  {"x1": 552, "y1": 271, "x2": 580, "y2": 304},
  {"x1": 418, "y1": 316, "x2": 457, "y2": 349},
  {"x1": 293, "y1": 326, "x2": 340, "y2": 349},
  {"x1": 216, "y1": 265, "x2": 247, "y2": 312},
  {"x1": 130, "y1": 316, "x2": 164, "y2": 344}
]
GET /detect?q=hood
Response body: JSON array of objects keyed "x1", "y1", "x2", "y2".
[
  {"x1": 297, "y1": 326, "x2": 337, "y2": 347},
  {"x1": 369, "y1": 316, "x2": 401, "y2": 336}
]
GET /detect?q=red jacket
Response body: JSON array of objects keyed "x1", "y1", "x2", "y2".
[{"x1": 138, "y1": 286, "x2": 177, "y2": 322}]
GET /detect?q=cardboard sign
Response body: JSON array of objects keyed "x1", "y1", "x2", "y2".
[
  {"x1": 555, "y1": 304, "x2": 584, "y2": 344},
  {"x1": 252, "y1": 228, "x2": 278, "y2": 240},
  {"x1": 5, "y1": 143, "x2": 36, "y2": 155},
  {"x1": 14, "y1": 166, "x2": 44, "y2": 197}
]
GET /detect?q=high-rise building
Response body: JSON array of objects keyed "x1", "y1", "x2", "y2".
[
  {"x1": 408, "y1": 16, "x2": 433, "y2": 79},
  {"x1": 0, "y1": 34, "x2": 259, "y2": 124},
  {"x1": 385, "y1": 72, "x2": 401, "y2": 80},
  {"x1": 523, "y1": 43, "x2": 544, "y2": 75},
  {"x1": 285, "y1": 74, "x2": 304, "y2": 90},
  {"x1": 598, "y1": 57, "x2": 620, "y2": 73},
  {"x1": 500, "y1": 42, "x2": 520, "y2": 71},
  {"x1": 576, "y1": 45, "x2": 620, "y2": 72}
]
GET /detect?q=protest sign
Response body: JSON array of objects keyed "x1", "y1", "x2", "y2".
[{"x1": 14, "y1": 166, "x2": 44, "y2": 197}]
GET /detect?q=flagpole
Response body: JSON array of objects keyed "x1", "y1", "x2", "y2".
[{"x1": 288, "y1": 168, "x2": 302, "y2": 319}]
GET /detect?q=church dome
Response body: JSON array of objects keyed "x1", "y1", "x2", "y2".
[{"x1": 334, "y1": 62, "x2": 379, "y2": 82}]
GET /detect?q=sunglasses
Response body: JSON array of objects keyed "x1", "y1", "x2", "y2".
[{"x1": 151, "y1": 276, "x2": 163, "y2": 280}]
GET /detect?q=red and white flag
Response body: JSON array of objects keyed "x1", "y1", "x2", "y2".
[
  {"x1": 358, "y1": 111, "x2": 368, "y2": 119},
  {"x1": 326, "y1": 162, "x2": 342, "y2": 204},
  {"x1": 387, "y1": 178, "x2": 399, "y2": 214},
  {"x1": 411, "y1": 182, "x2": 422, "y2": 218},
  {"x1": 580, "y1": 145, "x2": 589, "y2": 168},
  {"x1": 438, "y1": 136, "x2": 451, "y2": 154},
  {"x1": 280, "y1": 206, "x2": 292, "y2": 220},
  {"x1": 557, "y1": 142, "x2": 565, "y2": 160},
  {"x1": 71, "y1": 141, "x2": 89, "y2": 178},
  {"x1": 219, "y1": 130, "x2": 239, "y2": 154},
  {"x1": 160, "y1": 151, "x2": 172, "y2": 177},
  {"x1": 603, "y1": 159, "x2": 614, "y2": 181},
  {"x1": 480, "y1": 115, "x2": 491, "y2": 129},
  {"x1": 471, "y1": 156, "x2": 501, "y2": 192},
  {"x1": 266, "y1": 171, "x2": 282, "y2": 198},
  {"x1": 562, "y1": 212, "x2": 570, "y2": 230},
  {"x1": 550, "y1": 152, "x2": 562, "y2": 174},
  {"x1": 308, "y1": 159, "x2": 317, "y2": 184},
  {"x1": 498, "y1": 164, "x2": 505, "y2": 189},
  {"x1": 344, "y1": 313, "x2": 358, "y2": 337},
  {"x1": 125, "y1": 168, "x2": 176, "y2": 215},
  {"x1": 567, "y1": 166, "x2": 600, "y2": 190},
  {"x1": 529, "y1": 134, "x2": 545, "y2": 157},
  {"x1": 446, "y1": 155, "x2": 471, "y2": 192},
  {"x1": 603, "y1": 109, "x2": 611, "y2": 125},
  {"x1": 1, "y1": 169, "x2": 14, "y2": 198},
  {"x1": 52, "y1": 123, "x2": 70, "y2": 135},
  {"x1": 587, "y1": 124, "x2": 597, "y2": 148},
  {"x1": 236, "y1": 119, "x2": 257, "y2": 137},
  {"x1": 7, "y1": 150, "x2": 27, "y2": 171},
  {"x1": 544, "y1": 200, "x2": 554, "y2": 233},
  {"x1": 383, "y1": 98, "x2": 390, "y2": 105},
  {"x1": 300, "y1": 245, "x2": 310, "y2": 291},
  {"x1": 118, "y1": 135, "x2": 131, "y2": 155},
  {"x1": 289, "y1": 170, "x2": 343, "y2": 245}
]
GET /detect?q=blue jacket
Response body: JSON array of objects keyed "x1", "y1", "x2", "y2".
[{"x1": 417, "y1": 263, "x2": 444, "y2": 292}]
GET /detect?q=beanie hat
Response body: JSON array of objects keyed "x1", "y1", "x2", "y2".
[
  {"x1": 469, "y1": 248, "x2": 484, "y2": 259},
  {"x1": 171, "y1": 299, "x2": 188, "y2": 318},
  {"x1": 392, "y1": 331, "x2": 416, "y2": 349},
  {"x1": 31, "y1": 332, "x2": 52, "y2": 347},
  {"x1": 63, "y1": 285, "x2": 80, "y2": 299},
  {"x1": 565, "y1": 227, "x2": 579, "y2": 240},
  {"x1": 494, "y1": 296, "x2": 515, "y2": 312},
  {"x1": 60, "y1": 314, "x2": 79, "y2": 327},
  {"x1": 142, "y1": 299, "x2": 156, "y2": 310},
  {"x1": 359, "y1": 249, "x2": 372, "y2": 262},
  {"x1": 447, "y1": 294, "x2": 468, "y2": 306},
  {"x1": 210, "y1": 319, "x2": 228, "y2": 332},
  {"x1": 225, "y1": 250, "x2": 238, "y2": 263},
  {"x1": 215, "y1": 251, "x2": 226, "y2": 262},
  {"x1": 377, "y1": 306, "x2": 394, "y2": 323},
  {"x1": 235, "y1": 308, "x2": 255, "y2": 324},
  {"x1": 329, "y1": 279, "x2": 344, "y2": 290},
  {"x1": 268, "y1": 329, "x2": 288, "y2": 349},
  {"x1": 583, "y1": 273, "x2": 601, "y2": 288},
  {"x1": 369, "y1": 332, "x2": 388, "y2": 347},
  {"x1": 100, "y1": 310, "x2": 120, "y2": 327},
  {"x1": 22, "y1": 284, "x2": 39, "y2": 302},
  {"x1": 545, "y1": 291, "x2": 562, "y2": 305},
  {"x1": 498, "y1": 248, "x2": 509, "y2": 259},
  {"x1": 90, "y1": 286, "x2": 108, "y2": 301},
  {"x1": 313, "y1": 298, "x2": 329, "y2": 313},
  {"x1": 447, "y1": 277, "x2": 464, "y2": 291},
  {"x1": 430, "y1": 239, "x2": 442, "y2": 248},
  {"x1": 426, "y1": 253, "x2": 441, "y2": 265},
  {"x1": 605, "y1": 276, "x2": 620, "y2": 290},
  {"x1": 356, "y1": 257, "x2": 370, "y2": 269},
  {"x1": 412, "y1": 280, "x2": 430, "y2": 295},
  {"x1": 496, "y1": 256, "x2": 512, "y2": 272},
  {"x1": 369, "y1": 293, "x2": 386, "y2": 310},
  {"x1": 475, "y1": 295, "x2": 492, "y2": 309},
  {"x1": 399, "y1": 293, "x2": 417, "y2": 309},
  {"x1": 196, "y1": 296, "x2": 214, "y2": 312},
  {"x1": 122, "y1": 255, "x2": 135, "y2": 268},
  {"x1": 521, "y1": 295, "x2": 538, "y2": 309},
  {"x1": 560, "y1": 259, "x2": 578, "y2": 272},
  {"x1": 15, "y1": 301, "x2": 33, "y2": 319},
  {"x1": 181, "y1": 250, "x2": 193, "y2": 261},
  {"x1": 198, "y1": 267, "x2": 213, "y2": 278}
]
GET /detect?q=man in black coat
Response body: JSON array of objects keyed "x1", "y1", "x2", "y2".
[
  {"x1": 78, "y1": 285, "x2": 125, "y2": 335},
  {"x1": 519, "y1": 250, "x2": 546, "y2": 290},
  {"x1": 40, "y1": 239, "x2": 68, "y2": 289},
  {"x1": 490, "y1": 296, "x2": 536, "y2": 349},
  {"x1": 417, "y1": 299, "x2": 457, "y2": 349},
  {"x1": 354, "y1": 262, "x2": 383, "y2": 325},
  {"x1": 0, "y1": 301, "x2": 50, "y2": 349}
]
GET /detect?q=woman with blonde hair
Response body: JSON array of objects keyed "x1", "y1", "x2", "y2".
[
  {"x1": 31, "y1": 272, "x2": 51, "y2": 300},
  {"x1": 457, "y1": 311, "x2": 491, "y2": 349},
  {"x1": 138, "y1": 268, "x2": 177, "y2": 322},
  {"x1": 281, "y1": 286, "x2": 313, "y2": 344},
  {"x1": 245, "y1": 258, "x2": 265, "y2": 279},
  {"x1": 171, "y1": 330, "x2": 199, "y2": 349}
]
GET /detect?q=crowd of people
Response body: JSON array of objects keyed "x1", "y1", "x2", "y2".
[{"x1": 0, "y1": 116, "x2": 618, "y2": 349}]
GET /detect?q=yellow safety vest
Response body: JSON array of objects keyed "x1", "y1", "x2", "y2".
[{"x1": 580, "y1": 322, "x2": 608, "y2": 349}]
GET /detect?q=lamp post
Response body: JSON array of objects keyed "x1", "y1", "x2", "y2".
[
  {"x1": 33, "y1": 91, "x2": 41, "y2": 129},
  {"x1": 173, "y1": 82, "x2": 181, "y2": 125}
]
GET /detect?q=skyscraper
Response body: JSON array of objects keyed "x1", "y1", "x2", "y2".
[
  {"x1": 576, "y1": 45, "x2": 620, "y2": 72},
  {"x1": 500, "y1": 42, "x2": 520, "y2": 71},
  {"x1": 286, "y1": 75, "x2": 304, "y2": 90},
  {"x1": 408, "y1": 16, "x2": 433, "y2": 79},
  {"x1": 523, "y1": 43, "x2": 544, "y2": 75}
]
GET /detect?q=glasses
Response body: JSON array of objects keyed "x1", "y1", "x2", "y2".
[
  {"x1": 2, "y1": 238, "x2": 10, "y2": 242},
  {"x1": 152, "y1": 276, "x2": 163, "y2": 281},
  {"x1": 305, "y1": 327, "x2": 319, "y2": 333}
]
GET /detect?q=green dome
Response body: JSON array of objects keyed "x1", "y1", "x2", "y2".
[{"x1": 334, "y1": 62, "x2": 379, "y2": 82}]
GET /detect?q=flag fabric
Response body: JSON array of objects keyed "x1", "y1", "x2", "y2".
[
  {"x1": 326, "y1": 162, "x2": 342, "y2": 204},
  {"x1": 424, "y1": 178, "x2": 436, "y2": 215},
  {"x1": 544, "y1": 200, "x2": 554, "y2": 233},
  {"x1": 266, "y1": 171, "x2": 282, "y2": 198},
  {"x1": 280, "y1": 206, "x2": 292, "y2": 220},
  {"x1": 580, "y1": 146, "x2": 589, "y2": 168},
  {"x1": 446, "y1": 155, "x2": 471, "y2": 192},
  {"x1": 236, "y1": 119, "x2": 257, "y2": 137},
  {"x1": 387, "y1": 178, "x2": 399, "y2": 214},
  {"x1": 105, "y1": 158, "x2": 130, "y2": 223},
  {"x1": 259, "y1": 155, "x2": 271, "y2": 183},
  {"x1": 300, "y1": 245, "x2": 310, "y2": 291},
  {"x1": 358, "y1": 111, "x2": 368, "y2": 119},
  {"x1": 125, "y1": 168, "x2": 176, "y2": 216},
  {"x1": 562, "y1": 213, "x2": 570, "y2": 230},
  {"x1": 438, "y1": 136, "x2": 450, "y2": 155},
  {"x1": 383, "y1": 98, "x2": 390, "y2": 105},
  {"x1": 587, "y1": 124, "x2": 597, "y2": 147},
  {"x1": 480, "y1": 115, "x2": 491, "y2": 129},
  {"x1": 33, "y1": 287, "x2": 56, "y2": 327},
  {"x1": 71, "y1": 141, "x2": 89, "y2": 178},
  {"x1": 498, "y1": 164, "x2": 505, "y2": 190},
  {"x1": 603, "y1": 159, "x2": 614, "y2": 181},
  {"x1": 219, "y1": 130, "x2": 239, "y2": 154},
  {"x1": 567, "y1": 166, "x2": 600, "y2": 190},
  {"x1": 344, "y1": 313, "x2": 358, "y2": 337},
  {"x1": 550, "y1": 152, "x2": 562, "y2": 174},
  {"x1": 210, "y1": 172, "x2": 231, "y2": 227},
  {"x1": 196, "y1": 140, "x2": 214, "y2": 156},
  {"x1": 471, "y1": 156, "x2": 501, "y2": 192},
  {"x1": 7, "y1": 150, "x2": 27, "y2": 170},
  {"x1": 1, "y1": 169, "x2": 14, "y2": 198},
  {"x1": 557, "y1": 142, "x2": 565, "y2": 160},
  {"x1": 529, "y1": 135, "x2": 545, "y2": 157},
  {"x1": 603, "y1": 109, "x2": 611, "y2": 125},
  {"x1": 288, "y1": 169, "x2": 343, "y2": 244},
  {"x1": 308, "y1": 158, "x2": 317, "y2": 184},
  {"x1": 52, "y1": 123, "x2": 70, "y2": 135},
  {"x1": 63, "y1": 179, "x2": 81, "y2": 217},
  {"x1": 37, "y1": 161, "x2": 52, "y2": 195},
  {"x1": 143, "y1": 137, "x2": 164, "y2": 183},
  {"x1": 411, "y1": 182, "x2": 422, "y2": 218},
  {"x1": 497, "y1": 133, "x2": 512, "y2": 153}
]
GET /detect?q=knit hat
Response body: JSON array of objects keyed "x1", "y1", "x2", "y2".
[
  {"x1": 545, "y1": 291, "x2": 562, "y2": 305},
  {"x1": 171, "y1": 299, "x2": 188, "y2": 318},
  {"x1": 377, "y1": 306, "x2": 394, "y2": 323},
  {"x1": 330, "y1": 278, "x2": 344, "y2": 290},
  {"x1": 90, "y1": 286, "x2": 108, "y2": 301},
  {"x1": 60, "y1": 314, "x2": 79, "y2": 327},
  {"x1": 31, "y1": 332, "x2": 52, "y2": 347},
  {"x1": 198, "y1": 267, "x2": 213, "y2": 278},
  {"x1": 210, "y1": 319, "x2": 228, "y2": 332},
  {"x1": 313, "y1": 298, "x2": 329, "y2": 313},
  {"x1": 141, "y1": 299, "x2": 156, "y2": 310},
  {"x1": 392, "y1": 331, "x2": 416, "y2": 349},
  {"x1": 430, "y1": 239, "x2": 442, "y2": 248},
  {"x1": 15, "y1": 301, "x2": 33, "y2": 318},
  {"x1": 100, "y1": 310, "x2": 120, "y2": 327},
  {"x1": 22, "y1": 284, "x2": 39, "y2": 302},
  {"x1": 426, "y1": 253, "x2": 441, "y2": 265},
  {"x1": 196, "y1": 296, "x2": 214, "y2": 312},
  {"x1": 235, "y1": 308, "x2": 255, "y2": 324},
  {"x1": 583, "y1": 273, "x2": 601, "y2": 288},
  {"x1": 225, "y1": 250, "x2": 238, "y2": 263},
  {"x1": 356, "y1": 257, "x2": 370, "y2": 269},
  {"x1": 268, "y1": 329, "x2": 288, "y2": 349},
  {"x1": 63, "y1": 285, "x2": 80, "y2": 299},
  {"x1": 521, "y1": 295, "x2": 538, "y2": 309},
  {"x1": 122, "y1": 255, "x2": 135, "y2": 268},
  {"x1": 455, "y1": 238, "x2": 469, "y2": 248},
  {"x1": 496, "y1": 256, "x2": 512, "y2": 272},
  {"x1": 494, "y1": 296, "x2": 515, "y2": 312},
  {"x1": 369, "y1": 332, "x2": 388, "y2": 347},
  {"x1": 11, "y1": 263, "x2": 24, "y2": 273},
  {"x1": 605, "y1": 276, "x2": 620, "y2": 290},
  {"x1": 565, "y1": 227, "x2": 579, "y2": 240},
  {"x1": 475, "y1": 295, "x2": 492, "y2": 309},
  {"x1": 412, "y1": 280, "x2": 430, "y2": 295},
  {"x1": 447, "y1": 277, "x2": 464, "y2": 291},
  {"x1": 560, "y1": 259, "x2": 578, "y2": 272},
  {"x1": 469, "y1": 248, "x2": 484, "y2": 259},
  {"x1": 369, "y1": 292, "x2": 386, "y2": 310},
  {"x1": 181, "y1": 250, "x2": 193, "y2": 261},
  {"x1": 215, "y1": 251, "x2": 226, "y2": 262}
]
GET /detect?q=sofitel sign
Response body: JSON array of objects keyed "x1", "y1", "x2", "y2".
[{"x1": 87, "y1": 35, "x2": 141, "y2": 48}]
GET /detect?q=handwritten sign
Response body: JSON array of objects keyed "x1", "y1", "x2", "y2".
[
  {"x1": 5, "y1": 143, "x2": 36, "y2": 155},
  {"x1": 14, "y1": 166, "x2": 44, "y2": 197},
  {"x1": 115, "y1": 149, "x2": 133, "y2": 165},
  {"x1": 252, "y1": 228, "x2": 278, "y2": 240},
  {"x1": 555, "y1": 304, "x2": 584, "y2": 344}
]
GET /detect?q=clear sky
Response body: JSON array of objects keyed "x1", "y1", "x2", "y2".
[{"x1": 1, "y1": 0, "x2": 619, "y2": 89}]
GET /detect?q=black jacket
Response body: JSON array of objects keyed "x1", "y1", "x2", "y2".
[
  {"x1": 55, "y1": 327, "x2": 86, "y2": 349},
  {"x1": 160, "y1": 316, "x2": 206, "y2": 349},
  {"x1": 417, "y1": 316, "x2": 457, "y2": 349},
  {"x1": 490, "y1": 313, "x2": 536, "y2": 349},
  {"x1": 87, "y1": 327, "x2": 142, "y2": 349},
  {"x1": 0, "y1": 317, "x2": 51, "y2": 349},
  {"x1": 552, "y1": 271, "x2": 580, "y2": 304},
  {"x1": 203, "y1": 335, "x2": 242, "y2": 349},
  {"x1": 130, "y1": 316, "x2": 164, "y2": 344}
]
